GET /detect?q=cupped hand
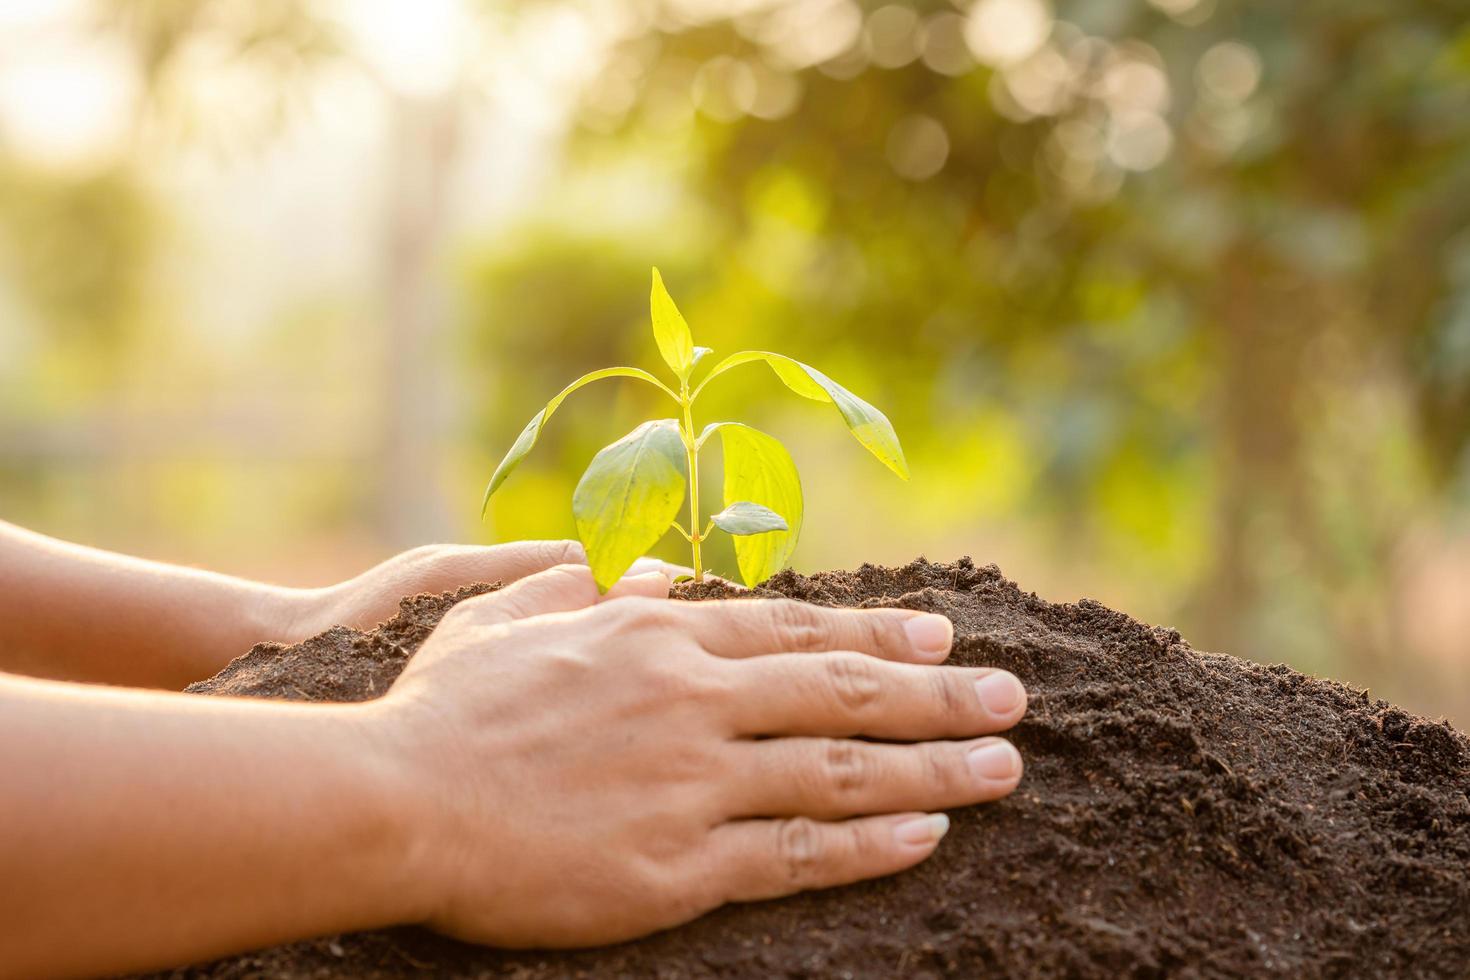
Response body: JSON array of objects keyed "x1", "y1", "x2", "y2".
[
  {"x1": 370, "y1": 563, "x2": 1027, "y2": 948},
  {"x1": 287, "y1": 540, "x2": 690, "y2": 639}
]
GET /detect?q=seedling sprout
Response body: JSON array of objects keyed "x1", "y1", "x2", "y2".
[{"x1": 482, "y1": 269, "x2": 909, "y2": 590}]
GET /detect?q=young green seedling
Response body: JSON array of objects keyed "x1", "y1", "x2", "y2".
[{"x1": 481, "y1": 268, "x2": 909, "y2": 590}]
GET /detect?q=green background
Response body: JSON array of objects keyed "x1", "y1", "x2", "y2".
[{"x1": 1, "y1": 0, "x2": 1467, "y2": 723}]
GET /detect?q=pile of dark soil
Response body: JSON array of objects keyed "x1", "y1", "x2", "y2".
[{"x1": 148, "y1": 558, "x2": 1470, "y2": 978}]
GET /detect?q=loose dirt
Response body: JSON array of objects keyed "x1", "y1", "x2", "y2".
[{"x1": 144, "y1": 558, "x2": 1470, "y2": 978}]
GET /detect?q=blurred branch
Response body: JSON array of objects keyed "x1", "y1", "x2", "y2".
[{"x1": 94, "y1": 0, "x2": 343, "y2": 150}]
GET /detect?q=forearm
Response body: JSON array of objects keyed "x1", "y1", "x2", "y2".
[
  {"x1": 0, "y1": 521, "x2": 313, "y2": 688},
  {"x1": 0, "y1": 672, "x2": 427, "y2": 979}
]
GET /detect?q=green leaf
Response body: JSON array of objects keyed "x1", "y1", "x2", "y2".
[
  {"x1": 705, "y1": 422, "x2": 804, "y2": 586},
  {"x1": 481, "y1": 367, "x2": 675, "y2": 519},
  {"x1": 691, "y1": 346, "x2": 714, "y2": 371},
  {"x1": 710, "y1": 501, "x2": 789, "y2": 535},
  {"x1": 650, "y1": 268, "x2": 695, "y2": 380},
  {"x1": 697, "y1": 351, "x2": 909, "y2": 479},
  {"x1": 572, "y1": 419, "x2": 688, "y2": 592}
]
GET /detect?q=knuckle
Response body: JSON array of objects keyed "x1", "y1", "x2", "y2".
[
  {"x1": 868, "y1": 613, "x2": 910, "y2": 656},
  {"x1": 767, "y1": 599, "x2": 826, "y2": 650},
  {"x1": 539, "y1": 643, "x2": 592, "y2": 677},
  {"x1": 643, "y1": 663, "x2": 721, "y2": 709},
  {"x1": 653, "y1": 741, "x2": 719, "y2": 788},
  {"x1": 543, "y1": 539, "x2": 586, "y2": 567},
  {"x1": 608, "y1": 595, "x2": 678, "y2": 631},
  {"x1": 525, "y1": 562, "x2": 596, "y2": 596},
  {"x1": 684, "y1": 669, "x2": 731, "y2": 708},
  {"x1": 928, "y1": 669, "x2": 965, "y2": 719},
  {"x1": 776, "y1": 817, "x2": 825, "y2": 887},
  {"x1": 537, "y1": 657, "x2": 583, "y2": 689},
  {"x1": 924, "y1": 743, "x2": 965, "y2": 796},
  {"x1": 824, "y1": 740, "x2": 873, "y2": 796},
  {"x1": 825, "y1": 654, "x2": 883, "y2": 713},
  {"x1": 548, "y1": 561, "x2": 593, "y2": 580},
  {"x1": 845, "y1": 820, "x2": 876, "y2": 863}
]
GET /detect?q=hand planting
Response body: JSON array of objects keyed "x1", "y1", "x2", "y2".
[
  {"x1": 373, "y1": 564, "x2": 1026, "y2": 948},
  {"x1": 283, "y1": 539, "x2": 690, "y2": 639},
  {"x1": 482, "y1": 269, "x2": 909, "y2": 589}
]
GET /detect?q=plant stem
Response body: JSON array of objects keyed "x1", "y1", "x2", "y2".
[{"x1": 680, "y1": 383, "x2": 702, "y2": 582}]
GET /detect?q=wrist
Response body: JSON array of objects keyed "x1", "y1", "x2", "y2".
[
  {"x1": 315, "y1": 700, "x2": 442, "y2": 929},
  {"x1": 151, "y1": 582, "x2": 323, "y2": 689},
  {"x1": 252, "y1": 584, "x2": 335, "y2": 646}
]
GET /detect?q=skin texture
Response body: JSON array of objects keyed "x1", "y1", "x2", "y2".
[
  {"x1": 0, "y1": 521, "x2": 682, "y2": 689},
  {"x1": 0, "y1": 527, "x2": 1028, "y2": 979},
  {"x1": 389, "y1": 565, "x2": 1028, "y2": 948}
]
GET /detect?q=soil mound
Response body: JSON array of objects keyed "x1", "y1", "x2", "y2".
[{"x1": 149, "y1": 558, "x2": 1470, "y2": 978}]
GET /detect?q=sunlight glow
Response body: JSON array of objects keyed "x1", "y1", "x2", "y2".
[
  {"x1": 0, "y1": 33, "x2": 136, "y2": 170},
  {"x1": 333, "y1": 0, "x2": 470, "y2": 97},
  {"x1": 964, "y1": 0, "x2": 1052, "y2": 69}
]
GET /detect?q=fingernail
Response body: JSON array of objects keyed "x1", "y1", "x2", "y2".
[
  {"x1": 975, "y1": 671, "x2": 1025, "y2": 715},
  {"x1": 903, "y1": 614, "x2": 953, "y2": 658},
  {"x1": 893, "y1": 813, "x2": 950, "y2": 847},
  {"x1": 968, "y1": 740, "x2": 1022, "y2": 784}
]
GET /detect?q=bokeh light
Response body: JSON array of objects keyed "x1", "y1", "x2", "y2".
[
  {"x1": 3, "y1": 0, "x2": 1469, "y2": 729},
  {"x1": 965, "y1": 0, "x2": 1053, "y2": 68},
  {"x1": 886, "y1": 114, "x2": 950, "y2": 180}
]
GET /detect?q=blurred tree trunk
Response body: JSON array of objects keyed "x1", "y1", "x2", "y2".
[
  {"x1": 1197, "y1": 245, "x2": 1406, "y2": 677},
  {"x1": 1195, "y1": 247, "x2": 1325, "y2": 661},
  {"x1": 377, "y1": 93, "x2": 461, "y2": 548}
]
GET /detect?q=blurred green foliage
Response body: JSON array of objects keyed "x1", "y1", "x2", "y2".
[
  {"x1": 1, "y1": 0, "x2": 1468, "y2": 721},
  {"x1": 463, "y1": 0, "x2": 1470, "y2": 700}
]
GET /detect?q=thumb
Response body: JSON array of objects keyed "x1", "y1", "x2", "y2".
[
  {"x1": 459, "y1": 564, "x2": 670, "y2": 625},
  {"x1": 602, "y1": 571, "x2": 673, "y2": 601}
]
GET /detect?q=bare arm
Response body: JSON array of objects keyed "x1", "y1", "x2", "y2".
[
  {"x1": 0, "y1": 521, "x2": 309, "y2": 688},
  {"x1": 0, "y1": 522, "x2": 659, "y2": 689},
  {"x1": 0, "y1": 564, "x2": 1028, "y2": 979},
  {"x1": 0, "y1": 671, "x2": 426, "y2": 980}
]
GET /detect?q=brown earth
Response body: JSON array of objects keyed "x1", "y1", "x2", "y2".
[{"x1": 141, "y1": 558, "x2": 1470, "y2": 979}]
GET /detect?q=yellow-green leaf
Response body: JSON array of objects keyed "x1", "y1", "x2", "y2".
[
  {"x1": 481, "y1": 367, "x2": 675, "y2": 519},
  {"x1": 573, "y1": 419, "x2": 687, "y2": 591},
  {"x1": 650, "y1": 268, "x2": 695, "y2": 380},
  {"x1": 710, "y1": 501, "x2": 789, "y2": 535},
  {"x1": 706, "y1": 422, "x2": 804, "y2": 586},
  {"x1": 697, "y1": 351, "x2": 909, "y2": 479}
]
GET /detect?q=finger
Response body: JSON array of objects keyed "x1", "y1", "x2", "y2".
[
  {"x1": 628, "y1": 557, "x2": 747, "y2": 590},
  {"x1": 724, "y1": 737, "x2": 1022, "y2": 820},
  {"x1": 452, "y1": 564, "x2": 674, "y2": 626},
  {"x1": 723, "y1": 655, "x2": 1026, "y2": 739},
  {"x1": 629, "y1": 556, "x2": 695, "y2": 579},
  {"x1": 602, "y1": 571, "x2": 672, "y2": 601},
  {"x1": 470, "y1": 539, "x2": 587, "y2": 581},
  {"x1": 672, "y1": 599, "x2": 954, "y2": 663},
  {"x1": 450, "y1": 563, "x2": 604, "y2": 625},
  {"x1": 392, "y1": 541, "x2": 587, "y2": 597},
  {"x1": 706, "y1": 812, "x2": 951, "y2": 904}
]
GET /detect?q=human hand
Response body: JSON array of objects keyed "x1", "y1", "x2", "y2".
[
  {"x1": 287, "y1": 540, "x2": 689, "y2": 640},
  {"x1": 370, "y1": 563, "x2": 1027, "y2": 948}
]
